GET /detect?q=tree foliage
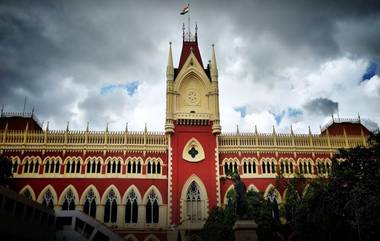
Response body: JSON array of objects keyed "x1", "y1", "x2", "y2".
[
  {"x1": 294, "y1": 132, "x2": 380, "y2": 241},
  {"x1": 0, "y1": 154, "x2": 13, "y2": 186},
  {"x1": 203, "y1": 133, "x2": 380, "y2": 241}
]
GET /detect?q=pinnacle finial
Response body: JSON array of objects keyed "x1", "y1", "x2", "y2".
[
  {"x1": 236, "y1": 124, "x2": 240, "y2": 134},
  {"x1": 182, "y1": 23, "x2": 185, "y2": 40},
  {"x1": 255, "y1": 124, "x2": 258, "y2": 134},
  {"x1": 86, "y1": 121, "x2": 89, "y2": 132},
  {"x1": 66, "y1": 121, "x2": 69, "y2": 131},
  {"x1": 106, "y1": 122, "x2": 109, "y2": 132},
  {"x1": 144, "y1": 123, "x2": 147, "y2": 132},
  {"x1": 290, "y1": 124, "x2": 294, "y2": 135},
  {"x1": 46, "y1": 121, "x2": 49, "y2": 131},
  {"x1": 211, "y1": 44, "x2": 218, "y2": 77},
  {"x1": 358, "y1": 112, "x2": 361, "y2": 123},
  {"x1": 308, "y1": 126, "x2": 312, "y2": 135},
  {"x1": 272, "y1": 125, "x2": 276, "y2": 134},
  {"x1": 167, "y1": 42, "x2": 173, "y2": 68},
  {"x1": 125, "y1": 122, "x2": 128, "y2": 132}
]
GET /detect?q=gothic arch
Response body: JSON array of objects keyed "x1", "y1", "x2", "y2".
[
  {"x1": 174, "y1": 55, "x2": 212, "y2": 93},
  {"x1": 122, "y1": 185, "x2": 142, "y2": 204},
  {"x1": 124, "y1": 234, "x2": 138, "y2": 241},
  {"x1": 19, "y1": 185, "x2": 36, "y2": 200},
  {"x1": 247, "y1": 184, "x2": 259, "y2": 193},
  {"x1": 101, "y1": 185, "x2": 121, "y2": 204},
  {"x1": 22, "y1": 156, "x2": 42, "y2": 164},
  {"x1": 182, "y1": 138, "x2": 205, "y2": 162},
  {"x1": 223, "y1": 185, "x2": 235, "y2": 205},
  {"x1": 263, "y1": 184, "x2": 282, "y2": 203},
  {"x1": 180, "y1": 174, "x2": 209, "y2": 222},
  {"x1": 58, "y1": 185, "x2": 80, "y2": 206},
  {"x1": 143, "y1": 234, "x2": 160, "y2": 241},
  {"x1": 80, "y1": 185, "x2": 101, "y2": 205},
  {"x1": 37, "y1": 184, "x2": 58, "y2": 205},
  {"x1": 142, "y1": 185, "x2": 163, "y2": 205},
  {"x1": 42, "y1": 156, "x2": 63, "y2": 164}
]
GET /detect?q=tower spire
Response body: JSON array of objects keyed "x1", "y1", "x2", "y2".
[
  {"x1": 211, "y1": 44, "x2": 218, "y2": 79},
  {"x1": 167, "y1": 42, "x2": 174, "y2": 78}
]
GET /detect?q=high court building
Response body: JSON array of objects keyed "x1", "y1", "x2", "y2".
[{"x1": 0, "y1": 27, "x2": 371, "y2": 241}]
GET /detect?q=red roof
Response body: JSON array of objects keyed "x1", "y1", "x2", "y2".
[
  {"x1": 178, "y1": 40, "x2": 203, "y2": 70},
  {"x1": 321, "y1": 120, "x2": 371, "y2": 136}
]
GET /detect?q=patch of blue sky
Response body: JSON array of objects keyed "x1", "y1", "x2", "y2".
[
  {"x1": 362, "y1": 61, "x2": 377, "y2": 82},
  {"x1": 234, "y1": 106, "x2": 247, "y2": 118},
  {"x1": 287, "y1": 107, "x2": 303, "y2": 118},
  {"x1": 100, "y1": 81, "x2": 139, "y2": 96},
  {"x1": 273, "y1": 108, "x2": 303, "y2": 125}
]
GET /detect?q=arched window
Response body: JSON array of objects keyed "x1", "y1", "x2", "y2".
[
  {"x1": 11, "y1": 157, "x2": 19, "y2": 174},
  {"x1": 83, "y1": 189, "x2": 97, "y2": 218},
  {"x1": 125, "y1": 189, "x2": 138, "y2": 223},
  {"x1": 86, "y1": 157, "x2": 102, "y2": 174},
  {"x1": 106, "y1": 158, "x2": 122, "y2": 174},
  {"x1": 223, "y1": 158, "x2": 239, "y2": 175},
  {"x1": 62, "y1": 189, "x2": 76, "y2": 210},
  {"x1": 186, "y1": 181, "x2": 202, "y2": 222},
  {"x1": 242, "y1": 158, "x2": 257, "y2": 174},
  {"x1": 44, "y1": 157, "x2": 61, "y2": 174},
  {"x1": 317, "y1": 159, "x2": 331, "y2": 175},
  {"x1": 298, "y1": 159, "x2": 314, "y2": 175},
  {"x1": 261, "y1": 158, "x2": 276, "y2": 175},
  {"x1": 126, "y1": 158, "x2": 142, "y2": 174},
  {"x1": 104, "y1": 189, "x2": 117, "y2": 223},
  {"x1": 22, "y1": 189, "x2": 32, "y2": 200},
  {"x1": 65, "y1": 157, "x2": 82, "y2": 174},
  {"x1": 280, "y1": 159, "x2": 294, "y2": 175},
  {"x1": 146, "y1": 158, "x2": 162, "y2": 175},
  {"x1": 146, "y1": 190, "x2": 159, "y2": 223},
  {"x1": 42, "y1": 189, "x2": 54, "y2": 209},
  {"x1": 23, "y1": 157, "x2": 40, "y2": 174}
]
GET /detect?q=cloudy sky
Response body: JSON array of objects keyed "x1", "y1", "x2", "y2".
[{"x1": 1, "y1": 0, "x2": 380, "y2": 133}]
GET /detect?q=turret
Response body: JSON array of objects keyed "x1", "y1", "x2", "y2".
[
  {"x1": 165, "y1": 42, "x2": 175, "y2": 133},
  {"x1": 211, "y1": 44, "x2": 221, "y2": 134}
]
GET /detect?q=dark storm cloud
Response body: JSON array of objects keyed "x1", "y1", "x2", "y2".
[
  {"x1": 0, "y1": 0, "x2": 379, "y2": 130},
  {"x1": 362, "y1": 119, "x2": 379, "y2": 131},
  {"x1": 303, "y1": 98, "x2": 338, "y2": 116}
]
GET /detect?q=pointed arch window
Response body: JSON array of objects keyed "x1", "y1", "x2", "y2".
[
  {"x1": 146, "y1": 190, "x2": 159, "y2": 223},
  {"x1": 12, "y1": 159, "x2": 19, "y2": 174},
  {"x1": 104, "y1": 189, "x2": 117, "y2": 223},
  {"x1": 86, "y1": 158, "x2": 102, "y2": 174},
  {"x1": 62, "y1": 189, "x2": 76, "y2": 210},
  {"x1": 126, "y1": 158, "x2": 142, "y2": 174},
  {"x1": 41, "y1": 189, "x2": 54, "y2": 209},
  {"x1": 66, "y1": 158, "x2": 82, "y2": 174},
  {"x1": 22, "y1": 189, "x2": 32, "y2": 200},
  {"x1": 83, "y1": 189, "x2": 97, "y2": 218},
  {"x1": 186, "y1": 181, "x2": 202, "y2": 222},
  {"x1": 125, "y1": 189, "x2": 138, "y2": 223}
]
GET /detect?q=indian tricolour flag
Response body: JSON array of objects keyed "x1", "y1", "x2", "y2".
[{"x1": 180, "y1": 4, "x2": 189, "y2": 15}]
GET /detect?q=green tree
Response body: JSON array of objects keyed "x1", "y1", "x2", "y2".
[
  {"x1": 201, "y1": 205, "x2": 236, "y2": 241},
  {"x1": 0, "y1": 154, "x2": 13, "y2": 186},
  {"x1": 294, "y1": 132, "x2": 380, "y2": 241}
]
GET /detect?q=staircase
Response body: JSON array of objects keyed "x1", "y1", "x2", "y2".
[{"x1": 56, "y1": 210, "x2": 124, "y2": 241}]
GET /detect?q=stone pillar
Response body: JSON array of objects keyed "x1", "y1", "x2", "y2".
[{"x1": 233, "y1": 220, "x2": 258, "y2": 241}]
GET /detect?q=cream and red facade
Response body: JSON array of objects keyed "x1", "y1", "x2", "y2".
[{"x1": 0, "y1": 31, "x2": 371, "y2": 241}]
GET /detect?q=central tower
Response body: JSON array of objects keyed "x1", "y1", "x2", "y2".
[{"x1": 165, "y1": 26, "x2": 222, "y2": 230}]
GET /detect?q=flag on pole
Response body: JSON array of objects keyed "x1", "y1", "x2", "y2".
[{"x1": 180, "y1": 4, "x2": 189, "y2": 15}]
